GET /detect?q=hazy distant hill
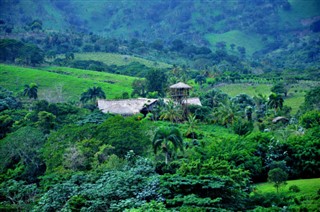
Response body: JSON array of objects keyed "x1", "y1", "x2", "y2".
[{"x1": 1, "y1": 0, "x2": 319, "y2": 47}]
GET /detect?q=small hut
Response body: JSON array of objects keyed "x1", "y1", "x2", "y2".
[{"x1": 170, "y1": 82, "x2": 192, "y2": 105}]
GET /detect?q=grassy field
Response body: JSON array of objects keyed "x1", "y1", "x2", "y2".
[
  {"x1": 254, "y1": 178, "x2": 320, "y2": 210},
  {"x1": 74, "y1": 52, "x2": 171, "y2": 69},
  {"x1": 255, "y1": 178, "x2": 320, "y2": 197},
  {"x1": 0, "y1": 64, "x2": 137, "y2": 102},
  {"x1": 205, "y1": 30, "x2": 266, "y2": 56}
]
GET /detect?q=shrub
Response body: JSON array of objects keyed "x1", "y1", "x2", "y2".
[
  {"x1": 289, "y1": 185, "x2": 300, "y2": 193},
  {"x1": 232, "y1": 119, "x2": 254, "y2": 136}
]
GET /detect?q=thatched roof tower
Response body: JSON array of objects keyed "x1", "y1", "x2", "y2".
[{"x1": 170, "y1": 82, "x2": 192, "y2": 104}]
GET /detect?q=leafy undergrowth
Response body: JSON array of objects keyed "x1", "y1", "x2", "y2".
[
  {"x1": 0, "y1": 64, "x2": 136, "y2": 101},
  {"x1": 74, "y1": 52, "x2": 171, "y2": 69}
]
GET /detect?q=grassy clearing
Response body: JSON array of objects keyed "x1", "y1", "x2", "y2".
[
  {"x1": 205, "y1": 30, "x2": 265, "y2": 55},
  {"x1": 255, "y1": 178, "x2": 320, "y2": 198},
  {"x1": 74, "y1": 52, "x2": 171, "y2": 69},
  {"x1": 279, "y1": 0, "x2": 320, "y2": 25},
  {"x1": 0, "y1": 64, "x2": 137, "y2": 101}
]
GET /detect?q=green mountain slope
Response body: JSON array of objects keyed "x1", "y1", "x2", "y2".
[
  {"x1": 1, "y1": 0, "x2": 319, "y2": 53},
  {"x1": 0, "y1": 64, "x2": 136, "y2": 101}
]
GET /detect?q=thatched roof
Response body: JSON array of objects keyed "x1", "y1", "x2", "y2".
[
  {"x1": 98, "y1": 96, "x2": 202, "y2": 115},
  {"x1": 169, "y1": 82, "x2": 192, "y2": 89},
  {"x1": 272, "y1": 116, "x2": 289, "y2": 123},
  {"x1": 98, "y1": 98, "x2": 157, "y2": 115}
]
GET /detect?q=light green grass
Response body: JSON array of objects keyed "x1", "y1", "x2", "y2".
[
  {"x1": 74, "y1": 52, "x2": 171, "y2": 69},
  {"x1": 218, "y1": 83, "x2": 272, "y2": 97},
  {"x1": 255, "y1": 178, "x2": 320, "y2": 197},
  {"x1": 205, "y1": 30, "x2": 265, "y2": 55},
  {"x1": 0, "y1": 64, "x2": 137, "y2": 101}
]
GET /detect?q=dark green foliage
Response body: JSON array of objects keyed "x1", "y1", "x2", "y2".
[
  {"x1": 249, "y1": 192, "x2": 289, "y2": 209},
  {"x1": 268, "y1": 168, "x2": 288, "y2": 193},
  {"x1": 0, "y1": 86, "x2": 21, "y2": 112},
  {"x1": 153, "y1": 127, "x2": 183, "y2": 164},
  {"x1": 161, "y1": 158, "x2": 250, "y2": 210},
  {"x1": 0, "y1": 115, "x2": 14, "y2": 138},
  {"x1": 145, "y1": 69, "x2": 167, "y2": 97},
  {"x1": 287, "y1": 127, "x2": 320, "y2": 178},
  {"x1": 231, "y1": 94, "x2": 255, "y2": 111},
  {"x1": 96, "y1": 116, "x2": 150, "y2": 157},
  {"x1": 0, "y1": 126, "x2": 45, "y2": 183},
  {"x1": 36, "y1": 111, "x2": 56, "y2": 133},
  {"x1": 34, "y1": 156, "x2": 160, "y2": 211},
  {"x1": 80, "y1": 86, "x2": 106, "y2": 103},
  {"x1": 76, "y1": 110, "x2": 112, "y2": 125},
  {"x1": 0, "y1": 180, "x2": 38, "y2": 209},
  {"x1": 303, "y1": 86, "x2": 320, "y2": 111},
  {"x1": 131, "y1": 79, "x2": 147, "y2": 97},
  {"x1": 187, "y1": 105, "x2": 211, "y2": 122},
  {"x1": 43, "y1": 124, "x2": 98, "y2": 172},
  {"x1": 289, "y1": 185, "x2": 300, "y2": 193},
  {"x1": 23, "y1": 83, "x2": 38, "y2": 100},
  {"x1": 271, "y1": 82, "x2": 288, "y2": 97},
  {"x1": 0, "y1": 39, "x2": 44, "y2": 65},
  {"x1": 267, "y1": 93, "x2": 284, "y2": 113},
  {"x1": 200, "y1": 89, "x2": 230, "y2": 108},
  {"x1": 299, "y1": 110, "x2": 320, "y2": 128},
  {"x1": 232, "y1": 118, "x2": 254, "y2": 136}
]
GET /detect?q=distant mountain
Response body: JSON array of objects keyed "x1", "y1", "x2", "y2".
[{"x1": 1, "y1": 0, "x2": 319, "y2": 68}]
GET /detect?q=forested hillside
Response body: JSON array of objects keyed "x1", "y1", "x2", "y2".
[
  {"x1": 0, "y1": 0, "x2": 320, "y2": 211},
  {"x1": 1, "y1": 0, "x2": 320, "y2": 70}
]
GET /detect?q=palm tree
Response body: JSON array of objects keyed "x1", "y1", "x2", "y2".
[
  {"x1": 186, "y1": 114, "x2": 198, "y2": 139},
  {"x1": 212, "y1": 101, "x2": 239, "y2": 127},
  {"x1": 80, "y1": 86, "x2": 106, "y2": 103},
  {"x1": 23, "y1": 83, "x2": 38, "y2": 99},
  {"x1": 159, "y1": 100, "x2": 183, "y2": 123},
  {"x1": 153, "y1": 127, "x2": 184, "y2": 164},
  {"x1": 268, "y1": 93, "x2": 284, "y2": 114}
]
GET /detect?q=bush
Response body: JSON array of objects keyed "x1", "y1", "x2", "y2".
[
  {"x1": 289, "y1": 185, "x2": 300, "y2": 193},
  {"x1": 232, "y1": 119, "x2": 254, "y2": 136}
]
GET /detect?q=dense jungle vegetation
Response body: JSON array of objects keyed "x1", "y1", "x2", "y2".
[{"x1": 0, "y1": 0, "x2": 320, "y2": 211}]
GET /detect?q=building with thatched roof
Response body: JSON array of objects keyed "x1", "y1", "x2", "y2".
[
  {"x1": 97, "y1": 98, "x2": 158, "y2": 116},
  {"x1": 97, "y1": 82, "x2": 201, "y2": 116}
]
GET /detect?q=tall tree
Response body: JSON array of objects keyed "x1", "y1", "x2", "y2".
[
  {"x1": 271, "y1": 82, "x2": 288, "y2": 97},
  {"x1": 23, "y1": 83, "x2": 38, "y2": 100},
  {"x1": 268, "y1": 168, "x2": 288, "y2": 193},
  {"x1": 145, "y1": 69, "x2": 167, "y2": 97},
  {"x1": 80, "y1": 86, "x2": 106, "y2": 103},
  {"x1": 212, "y1": 102, "x2": 239, "y2": 127},
  {"x1": 153, "y1": 127, "x2": 183, "y2": 164},
  {"x1": 267, "y1": 93, "x2": 284, "y2": 114},
  {"x1": 159, "y1": 100, "x2": 183, "y2": 123}
]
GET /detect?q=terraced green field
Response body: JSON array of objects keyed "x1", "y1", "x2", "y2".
[
  {"x1": 0, "y1": 64, "x2": 137, "y2": 101},
  {"x1": 74, "y1": 52, "x2": 171, "y2": 69}
]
